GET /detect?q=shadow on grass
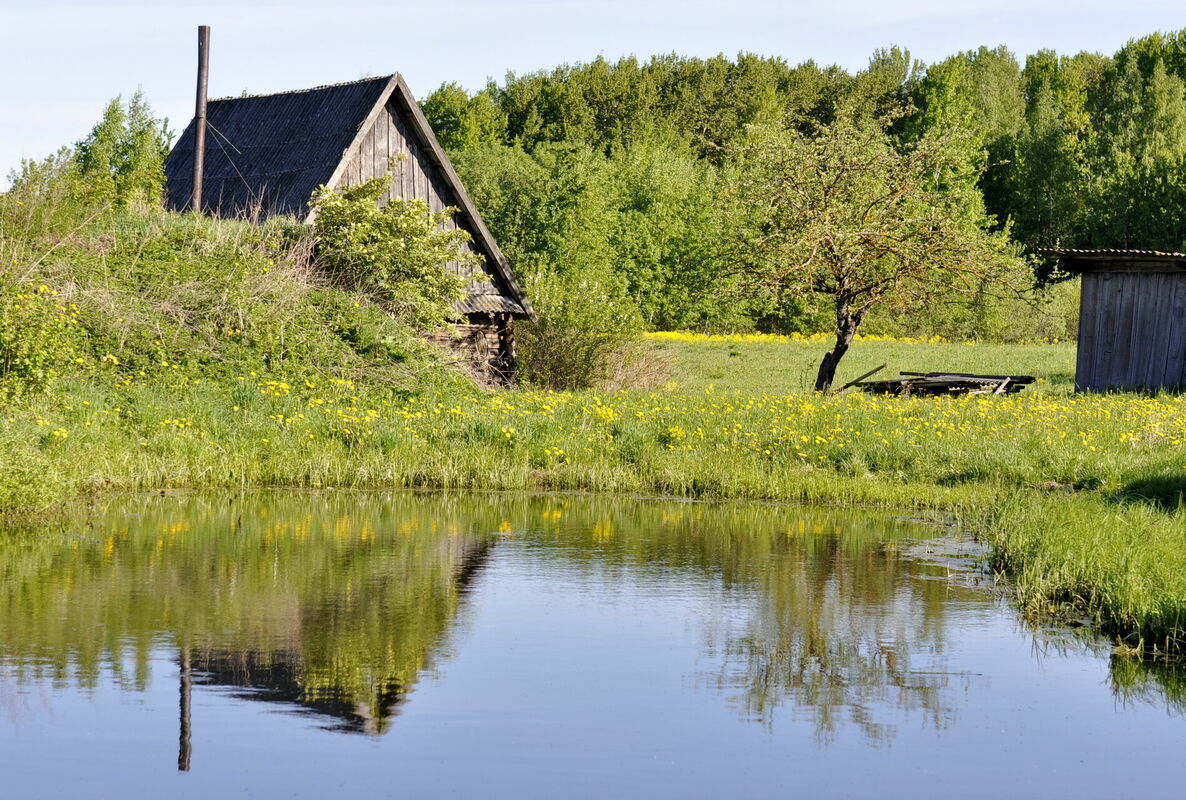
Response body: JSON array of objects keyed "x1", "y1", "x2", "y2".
[{"x1": 1113, "y1": 474, "x2": 1186, "y2": 513}]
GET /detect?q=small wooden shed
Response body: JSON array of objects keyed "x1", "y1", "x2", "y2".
[
  {"x1": 1041, "y1": 249, "x2": 1186, "y2": 392},
  {"x1": 163, "y1": 74, "x2": 534, "y2": 384}
]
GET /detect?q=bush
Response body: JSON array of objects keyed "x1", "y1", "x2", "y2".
[
  {"x1": 0, "y1": 281, "x2": 78, "y2": 404},
  {"x1": 516, "y1": 267, "x2": 661, "y2": 390},
  {"x1": 310, "y1": 176, "x2": 473, "y2": 330}
]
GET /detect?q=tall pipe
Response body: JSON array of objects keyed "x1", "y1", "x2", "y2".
[{"x1": 192, "y1": 25, "x2": 210, "y2": 213}]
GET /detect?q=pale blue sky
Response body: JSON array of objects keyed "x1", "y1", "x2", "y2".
[{"x1": 2, "y1": 0, "x2": 1184, "y2": 185}]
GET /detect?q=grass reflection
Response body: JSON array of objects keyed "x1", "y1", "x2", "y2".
[{"x1": 0, "y1": 492, "x2": 496, "y2": 734}]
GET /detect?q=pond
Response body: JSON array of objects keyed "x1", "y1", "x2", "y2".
[{"x1": 1, "y1": 491, "x2": 1184, "y2": 798}]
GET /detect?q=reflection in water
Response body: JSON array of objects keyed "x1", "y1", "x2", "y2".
[
  {"x1": 0, "y1": 490, "x2": 1182, "y2": 772},
  {"x1": 512, "y1": 502, "x2": 982, "y2": 744},
  {"x1": 0, "y1": 492, "x2": 498, "y2": 768},
  {"x1": 1111, "y1": 655, "x2": 1186, "y2": 714},
  {"x1": 711, "y1": 534, "x2": 976, "y2": 744}
]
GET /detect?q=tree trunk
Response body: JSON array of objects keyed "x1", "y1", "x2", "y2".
[{"x1": 814, "y1": 303, "x2": 861, "y2": 392}]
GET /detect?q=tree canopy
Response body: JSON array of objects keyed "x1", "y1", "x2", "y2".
[
  {"x1": 422, "y1": 33, "x2": 1186, "y2": 358},
  {"x1": 725, "y1": 110, "x2": 1025, "y2": 390}
]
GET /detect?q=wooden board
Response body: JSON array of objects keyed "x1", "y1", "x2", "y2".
[
  {"x1": 1075, "y1": 273, "x2": 1097, "y2": 391},
  {"x1": 1165, "y1": 275, "x2": 1186, "y2": 389}
]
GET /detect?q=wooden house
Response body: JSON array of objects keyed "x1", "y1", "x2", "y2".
[
  {"x1": 1042, "y1": 249, "x2": 1186, "y2": 392},
  {"x1": 163, "y1": 74, "x2": 534, "y2": 383}
]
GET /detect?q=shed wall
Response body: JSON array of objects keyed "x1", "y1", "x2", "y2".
[
  {"x1": 1077, "y1": 270, "x2": 1186, "y2": 391},
  {"x1": 426, "y1": 316, "x2": 516, "y2": 386}
]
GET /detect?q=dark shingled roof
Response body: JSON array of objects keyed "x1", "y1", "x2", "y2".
[
  {"x1": 166, "y1": 76, "x2": 390, "y2": 219},
  {"x1": 164, "y1": 74, "x2": 535, "y2": 321}
]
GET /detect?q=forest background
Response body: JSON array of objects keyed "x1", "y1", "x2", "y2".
[{"x1": 415, "y1": 32, "x2": 1186, "y2": 346}]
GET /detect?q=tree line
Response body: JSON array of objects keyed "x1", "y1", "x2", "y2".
[
  {"x1": 11, "y1": 34, "x2": 1186, "y2": 389},
  {"x1": 421, "y1": 33, "x2": 1186, "y2": 342}
]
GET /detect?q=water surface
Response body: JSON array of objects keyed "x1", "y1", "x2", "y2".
[{"x1": 1, "y1": 491, "x2": 1183, "y2": 798}]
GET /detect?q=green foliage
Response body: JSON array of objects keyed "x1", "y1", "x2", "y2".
[
  {"x1": 3, "y1": 200, "x2": 462, "y2": 396},
  {"x1": 606, "y1": 141, "x2": 737, "y2": 330},
  {"x1": 515, "y1": 267, "x2": 645, "y2": 390},
  {"x1": 988, "y1": 32, "x2": 1186, "y2": 254},
  {"x1": 725, "y1": 110, "x2": 1028, "y2": 388},
  {"x1": 0, "y1": 441, "x2": 69, "y2": 513},
  {"x1": 74, "y1": 91, "x2": 171, "y2": 208},
  {"x1": 452, "y1": 141, "x2": 741, "y2": 333},
  {"x1": 421, "y1": 81, "x2": 507, "y2": 151},
  {"x1": 424, "y1": 36, "x2": 1186, "y2": 341},
  {"x1": 449, "y1": 143, "x2": 690, "y2": 387},
  {"x1": 1005, "y1": 50, "x2": 1101, "y2": 253},
  {"x1": 2, "y1": 148, "x2": 91, "y2": 270},
  {"x1": 310, "y1": 176, "x2": 472, "y2": 330},
  {"x1": 0, "y1": 281, "x2": 78, "y2": 403}
]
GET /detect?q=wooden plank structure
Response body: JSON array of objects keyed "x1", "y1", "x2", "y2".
[
  {"x1": 163, "y1": 74, "x2": 534, "y2": 384},
  {"x1": 854, "y1": 371, "x2": 1035, "y2": 396},
  {"x1": 1040, "y1": 249, "x2": 1186, "y2": 392}
]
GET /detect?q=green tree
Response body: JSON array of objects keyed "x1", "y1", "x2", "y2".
[
  {"x1": 726, "y1": 112, "x2": 1026, "y2": 391},
  {"x1": 606, "y1": 140, "x2": 736, "y2": 329},
  {"x1": 1090, "y1": 49, "x2": 1186, "y2": 249},
  {"x1": 74, "y1": 90, "x2": 171, "y2": 207},
  {"x1": 1005, "y1": 50, "x2": 1101, "y2": 252},
  {"x1": 420, "y1": 82, "x2": 507, "y2": 152},
  {"x1": 449, "y1": 143, "x2": 647, "y2": 387},
  {"x1": 910, "y1": 46, "x2": 1025, "y2": 226}
]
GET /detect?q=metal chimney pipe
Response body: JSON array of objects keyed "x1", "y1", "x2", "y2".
[{"x1": 192, "y1": 25, "x2": 210, "y2": 213}]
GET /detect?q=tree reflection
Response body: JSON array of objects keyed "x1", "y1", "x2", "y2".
[
  {"x1": 709, "y1": 533, "x2": 978, "y2": 744},
  {"x1": 508, "y1": 497, "x2": 981, "y2": 744},
  {"x1": 0, "y1": 492, "x2": 497, "y2": 743}
]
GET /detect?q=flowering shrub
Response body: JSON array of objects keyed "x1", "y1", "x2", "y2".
[
  {"x1": 0, "y1": 282, "x2": 78, "y2": 404},
  {"x1": 310, "y1": 176, "x2": 472, "y2": 331}
]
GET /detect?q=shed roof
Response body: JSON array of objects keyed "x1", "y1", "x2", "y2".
[
  {"x1": 1038, "y1": 248, "x2": 1186, "y2": 273},
  {"x1": 164, "y1": 74, "x2": 534, "y2": 320}
]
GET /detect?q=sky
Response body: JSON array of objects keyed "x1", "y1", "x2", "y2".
[{"x1": 2, "y1": 0, "x2": 1184, "y2": 185}]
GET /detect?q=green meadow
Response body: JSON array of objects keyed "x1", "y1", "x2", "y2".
[{"x1": 645, "y1": 333, "x2": 1079, "y2": 395}]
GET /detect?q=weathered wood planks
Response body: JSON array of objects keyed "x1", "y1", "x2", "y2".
[{"x1": 1069, "y1": 259, "x2": 1186, "y2": 392}]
